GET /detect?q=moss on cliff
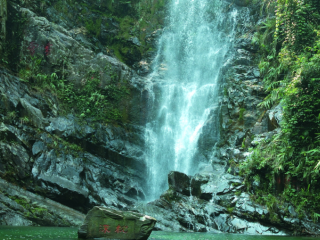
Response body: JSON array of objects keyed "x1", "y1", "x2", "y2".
[
  {"x1": 1, "y1": 0, "x2": 166, "y2": 124},
  {"x1": 49, "y1": 0, "x2": 166, "y2": 66}
]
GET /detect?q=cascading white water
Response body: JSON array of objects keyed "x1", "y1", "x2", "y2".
[{"x1": 145, "y1": 0, "x2": 238, "y2": 200}]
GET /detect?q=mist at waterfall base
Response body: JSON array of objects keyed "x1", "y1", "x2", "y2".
[
  {"x1": 0, "y1": 226, "x2": 314, "y2": 240},
  {"x1": 144, "y1": 0, "x2": 238, "y2": 200}
]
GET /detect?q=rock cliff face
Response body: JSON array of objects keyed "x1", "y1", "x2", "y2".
[
  {"x1": 0, "y1": 178, "x2": 85, "y2": 226},
  {"x1": 0, "y1": 0, "x2": 157, "y2": 226},
  {"x1": 0, "y1": 0, "x2": 319, "y2": 236},
  {"x1": 0, "y1": 48, "x2": 147, "y2": 223}
]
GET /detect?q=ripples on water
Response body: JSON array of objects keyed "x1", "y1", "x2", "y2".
[{"x1": 0, "y1": 227, "x2": 317, "y2": 240}]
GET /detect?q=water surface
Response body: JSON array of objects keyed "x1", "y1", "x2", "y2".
[
  {"x1": 151, "y1": 231, "x2": 317, "y2": 240},
  {"x1": 0, "y1": 227, "x2": 318, "y2": 240}
]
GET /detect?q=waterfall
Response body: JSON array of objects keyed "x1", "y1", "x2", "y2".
[{"x1": 145, "y1": 0, "x2": 238, "y2": 200}]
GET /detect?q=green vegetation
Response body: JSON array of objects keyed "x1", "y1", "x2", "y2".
[
  {"x1": 4, "y1": 0, "x2": 166, "y2": 67},
  {"x1": 238, "y1": 108, "x2": 246, "y2": 122},
  {"x1": 50, "y1": 0, "x2": 167, "y2": 65},
  {"x1": 4, "y1": 194, "x2": 70, "y2": 226},
  {"x1": 85, "y1": 18, "x2": 102, "y2": 37},
  {"x1": 14, "y1": 0, "x2": 168, "y2": 124},
  {"x1": 7, "y1": 195, "x2": 54, "y2": 220},
  {"x1": 241, "y1": 138, "x2": 246, "y2": 149},
  {"x1": 162, "y1": 188, "x2": 182, "y2": 203},
  {"x1": 19, "y1": 116, "x2": 30, "y2": 125},
  {"x1": 46, "y1": 133, "x2": 84, "y2": 157},
  {"x1": 227, "y1": 207, "x2": 234, "y2": 215},
  {"x1": 18, "y1": 54, "x2": 129, "y2": 124},
  {"x1": 227, "y1": 159, "x2": 239, "y2": 175},
  {"x1": 1, "y1": 164, "x2": 17, "y2": 184},
  {"x1": 241, "y1": 0, "x2": 320, "y2": 221}
]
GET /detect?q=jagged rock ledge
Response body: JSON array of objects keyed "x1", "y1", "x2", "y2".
[
  {"x1": 0, "y1": 178, "x2": 85, "y2": 226},
  {"x1": 132, "y1": 170, "x2": 320, "y2": 236}
]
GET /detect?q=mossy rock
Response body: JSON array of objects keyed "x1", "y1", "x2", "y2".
[{"x1": 78, "y1": 206, "x2": 157, "y2": 240}]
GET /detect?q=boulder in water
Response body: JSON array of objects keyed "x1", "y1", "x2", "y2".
[{"x1": 78, "y1": 206, "x2": 156, "y2": 239}]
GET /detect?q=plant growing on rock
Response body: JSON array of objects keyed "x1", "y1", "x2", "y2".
[
  {"x1": 242, "y1": 0, "x2": 320, "y2": 221},
  {"x1": 6, "y1": 111, "x2": 17, "y2": 121},
  {"x1": 19, "y1": 39, "x2": 130, "y2": 124},
  {"x1": 19, "y1": 116, "x2": 29, "y2": 125},
  {"x1": 238, "y1": 108, "x2": 246, "y2": 122}
]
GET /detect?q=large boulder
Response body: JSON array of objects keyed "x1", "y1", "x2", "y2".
[
  {"x1": 168, "y1": 171, "x2": 191, "y2": 196},
  {"x1": 78, "y1": 206, "x2": 156, "y2": 240}
]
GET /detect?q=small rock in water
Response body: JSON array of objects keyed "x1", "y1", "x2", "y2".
[{"x1": 78, "y1": 206, "x2": 157, "y2": 240}]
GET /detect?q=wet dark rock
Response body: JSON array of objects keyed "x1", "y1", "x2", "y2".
[
  {"x1": 32, "y1": 141, "x2": 47, "y2": 156},
  {"x1": 145, "y1": 29, "x2": 162, "y2": 49},
  {"x1": 252, "y1": 116, "x2": 269, "y2": 134},
  {"x1": 45, "y1": 115, "x2": 147, "y2": 174},
  {"x1": 191, "y1": 173, "x2": 211, "y2": 199},
  {"x1": 235, "y1": 37, "x2": 259, "y2": 52},
  {"x1": 0, "y1": 55, "x2": 147, "y2": 214},
  {"x1": 233, "y1": 193, "x2": 269, "y2": 220},
  {"x1": 129, "y1": 37, "x2": 141, "y2": 46},
  {"x1": 214, "y1": 214, "x2": 231, "y2": 232},
  {"x1": 251, "y1": 129, "x2": 280, "y2": 147},
  {"x1": 31, "y1": 148, "x2": 146, "y2": 212},
  {"x1": 20, "y1": 7, "x2": 134, "y2": 92},
  {"x1": 300, "y1": 221, "x2": 320, "y2": 235},
  {"x1": 252, "y1": 68, "x2": 260, "y2": 78},
  {"x1": 268, "y1": 103, "x2": 283, "y2": 130},
  {"x1": 235, "y1": 131, "x2": 246, "y2": 146},
  {"x1": 20, "y1": 98, "x2": 48, "y2": 129},
  {"x1": 0, "y1": 178, "x2": 85, "y2": 226},
  {"x1": 0, "y1": 69, "x2": 28, "y2": 109},
  {"x1": 288, "y1": 205, "x2": 298, "y2": 218},
  {"x1": 0, "y1": 142, "x2": 30, "y2": 179},
  {"x1": 168, "y1": 171, "x2": 191, "y2": 196},
  {"x1": 233, "y1": 56, "x2": 252, "y2": 66},
  {"x1": 2, "y1": 12, "x2": 150, "y2": 214},
  {"x1": 132, "y1": 168, "x2": 287, "y2": 235}
]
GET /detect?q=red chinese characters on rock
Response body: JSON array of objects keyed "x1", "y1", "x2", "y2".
[
  {"x1": 122, "y1": 226, "x2": 128, "y2": 233},
  {"x1": 99, "y1": 224, "x2": 110, "y2": 233},
  {"x1": 44, "y1": 42, "x2": 53, "y2": 56},
  {"x1": 115, "y1": 225, "x2": 128, "y2": 234},
  {"x1": 99, "y1": 224, "x2": 129, "y2": 234}
]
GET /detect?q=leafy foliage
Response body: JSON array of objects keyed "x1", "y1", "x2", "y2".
[
  {"x1": 19, "y1": 53, "x2": 129, "y2": 124},
  {"x1": 241, "y1": 0, "x2": 320, "y2": 220},
  {"x1": 56, "y1": 68, "x2": 129, "y2": 122}
]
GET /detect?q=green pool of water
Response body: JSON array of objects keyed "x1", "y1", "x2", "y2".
[{"x1": 0, "y1": 227, "x2": 318, "y2": 240}]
